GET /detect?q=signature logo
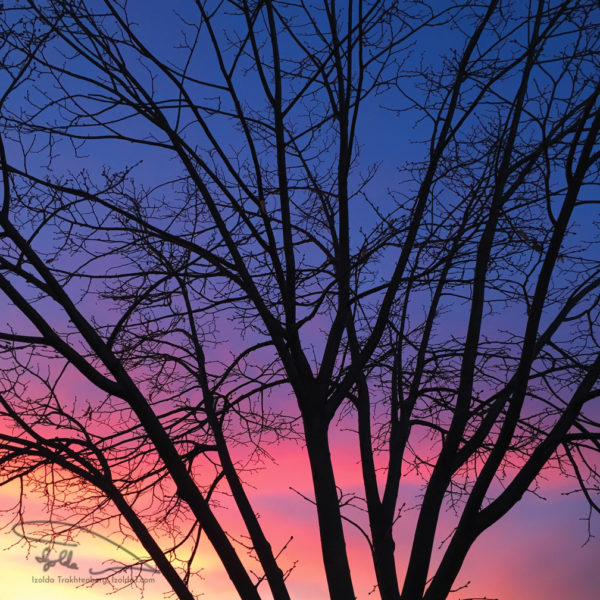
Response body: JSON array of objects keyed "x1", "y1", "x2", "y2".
[
  {"x1": 12, "y1": 520, "x2": 158, "y2": 576},
  {"x1": 36, "y1": 546, "x2": 78, "y2": 572}
]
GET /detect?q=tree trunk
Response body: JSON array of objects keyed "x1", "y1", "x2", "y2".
[
  {"x1": 304, "y1": 417, "x2": 356, "y2": 600},
  {"x1": 371, "y1": 522, "x2": 401, "y2": 600}
]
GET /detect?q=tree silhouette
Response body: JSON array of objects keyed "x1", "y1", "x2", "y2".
[{"x1": 0, "y1": 1, "x2": 599, "y2": 599}]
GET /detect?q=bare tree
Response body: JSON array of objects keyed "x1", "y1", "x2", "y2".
[{"x1": 0, "y1": 1, "x2": 599, "y2": 600}]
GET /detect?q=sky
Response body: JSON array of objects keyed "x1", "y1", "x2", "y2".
[
  {"x1": 0, "y1": 435, "x2": 598, "y2": 600},
  {"x1": 0, "y1": 1, "x2": 598, "y2": 600}
]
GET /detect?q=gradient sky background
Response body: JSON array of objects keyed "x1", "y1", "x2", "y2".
[
  {"x1": 0, "y1": 2, "x2": 598, "y2": 599},
  {"x1": 1, "y1": 434, "x2": 599, "y2": 600}
]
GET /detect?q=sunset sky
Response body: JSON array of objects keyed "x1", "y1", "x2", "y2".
[
  {"x1": 0, "y1": 1, "x2": 598, "y2": 600},
  {"x1": 0, "y1": 437, "x2": 598, "y2": 600}
]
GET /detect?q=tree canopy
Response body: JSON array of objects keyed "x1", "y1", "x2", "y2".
[{"x1": 0, "y1": 1, "x2": 599, "y2": 599}]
